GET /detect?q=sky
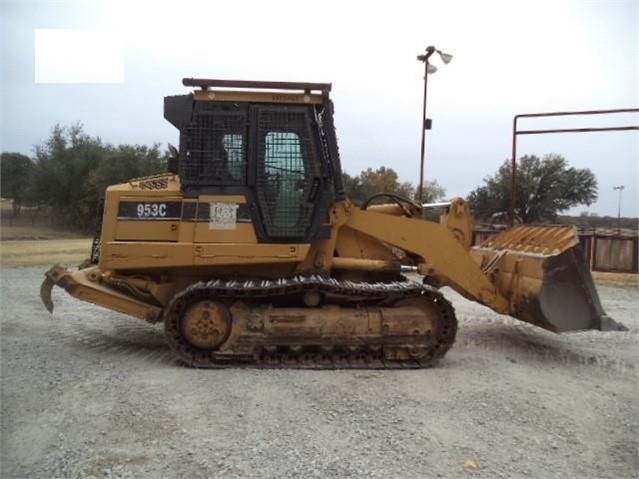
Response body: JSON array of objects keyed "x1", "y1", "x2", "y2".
[{"x1": 1, "y1": 0, "x2": 638, "y2": 217}]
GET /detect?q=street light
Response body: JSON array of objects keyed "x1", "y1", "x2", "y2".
[
  {"x1": 416, "y1": 46, "x2": 453, "y2": 202},
  {"x1": 613, "y1": 185, "x2": 625, "y2": 234}
]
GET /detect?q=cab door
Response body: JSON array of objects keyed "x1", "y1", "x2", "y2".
[{"x1": 252, "y1": 105, "x2": 322, "y2": 242}]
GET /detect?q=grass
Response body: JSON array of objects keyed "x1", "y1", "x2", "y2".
[
  {"x1": 1, "y1": 200, "x2": 87, "y2": 240},
  {"x1": 1, "y1": 201, "x2": 92, "y2": 266},
  {"x1": 0, "y1": 238, "x2": 93, "y2": 267},
  {"x1": 0, "y1": 224, "x2": 87, "y2": 241}
]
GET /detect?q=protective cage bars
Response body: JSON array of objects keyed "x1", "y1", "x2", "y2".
[
  {"x1": 182, "y1": 104, "x2": 249, "y2": 186},
  {"x1": 256, "y1": 108, "x2": 318, "y2": 238}
]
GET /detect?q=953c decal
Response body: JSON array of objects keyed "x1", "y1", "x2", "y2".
[
  {"x1": 137, "y1": 203, "x2": 167, "y2": 217},
  {"x1": 117, "y1": 201, "x2": 182, "y2": 221}
]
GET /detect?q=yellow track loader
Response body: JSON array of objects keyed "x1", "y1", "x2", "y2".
[{"x1": 40, "y1": 79, "x2": 623, "y2": 368}]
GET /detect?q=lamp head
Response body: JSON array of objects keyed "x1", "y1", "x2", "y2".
[
  {"x1": 437, "y1": 51, "x2": 453, "y2": 64},
  {"x1": 417, "y1": 46, "x2": 451, "y2": 74}
]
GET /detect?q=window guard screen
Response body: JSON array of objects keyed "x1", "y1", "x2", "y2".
[
  {"x1": 256, "y1": 108, "x2": 318, "y2": 238},
  {"x1": 182, "y1": 113, "x2": 247, "y2": 186}
]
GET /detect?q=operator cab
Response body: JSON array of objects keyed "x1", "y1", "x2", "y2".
[{"x1": 164, "y1": 79, "x2": 344, "y2": 243}]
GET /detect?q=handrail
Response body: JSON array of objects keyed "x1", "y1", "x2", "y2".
[{"x1": 182, "y1": 78, "x2": 332, "y2": 93}]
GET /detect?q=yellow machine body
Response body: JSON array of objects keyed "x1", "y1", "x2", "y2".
[{"x1": 41, "y1": 79, "x2": 621, "y2": 368}]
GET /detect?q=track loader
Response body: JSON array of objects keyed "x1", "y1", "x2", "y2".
[{"x1": 41, "y1": 79, "x2": 622, "y2": 368}]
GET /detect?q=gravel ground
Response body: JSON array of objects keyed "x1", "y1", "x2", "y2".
[{"x1": 1, "y1": 267, "x2": 637, "y2": 479}]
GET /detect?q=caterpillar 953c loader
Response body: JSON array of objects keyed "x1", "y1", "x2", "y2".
[{"x1": 40, "y1": 78, "x2": 622, "y2": 368}]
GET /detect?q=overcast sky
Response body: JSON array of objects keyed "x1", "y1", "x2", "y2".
[{"x1": 1, "y1": 0, "x2": 638, "y2": 216}]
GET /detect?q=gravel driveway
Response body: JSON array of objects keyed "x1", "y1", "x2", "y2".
[{"x1": 1, "y1": 267, "x2": 637, "y2": 479}]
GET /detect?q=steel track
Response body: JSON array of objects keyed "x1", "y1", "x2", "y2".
[{"x1": 163, "y1": 276, "x2": 458, "y2": 369}]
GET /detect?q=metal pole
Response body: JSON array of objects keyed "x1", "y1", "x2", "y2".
[
  {"x1": 511, "y1": 108, "x2": 638, "y2": 228},
  {"x1": 511, "y1": 116, "x2": 518, "y2": 226},
  {"x1": 418, "y1": 61, "x2": 429, "y2": 202},
  {"x1": 417, "y1": 46, "x2": 435, "y2": 202},
  {"x1": 613, "y1": 185, "x2": 624, "y2": 234}
]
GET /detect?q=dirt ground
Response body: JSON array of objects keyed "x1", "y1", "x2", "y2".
[{"x1": 1, "y1": 267, "x2": 637, "y2": 479}]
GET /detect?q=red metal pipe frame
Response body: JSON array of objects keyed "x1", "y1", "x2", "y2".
[{"x1": 510, "y1": 108, "x2": 639, "y2": 226}]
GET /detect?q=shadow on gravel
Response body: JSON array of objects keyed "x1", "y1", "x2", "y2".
[
  {"x1": 51, "y1": 316, "x2": 179, "y2": 367},
  {"x1": 456, "y1": 317, "x2": 635, "y2": 374},
  {"x1": 44, "y1": 311, "x2": 636, "y2": 373}
]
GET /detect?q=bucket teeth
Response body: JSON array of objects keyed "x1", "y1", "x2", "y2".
[{"x1": 40, "y1": 277, "x2": 55, "y2": 313}]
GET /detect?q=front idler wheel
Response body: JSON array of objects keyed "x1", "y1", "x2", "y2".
[
  {"x1": 181, "y1": 300, "x2": 232, "y2": 351},
  {"x1": 164, "y1": 298, "x2": 232, "y2": 366}
]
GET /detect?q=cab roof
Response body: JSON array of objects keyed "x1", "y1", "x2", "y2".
[{"x1": 183, "y1": 78, "x2": 330, "y2": 105}]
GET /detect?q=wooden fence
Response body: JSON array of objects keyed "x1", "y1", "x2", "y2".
[
  {"x1": 473, "y1": 227, "x2": 638, "y2": 274},
  {"x1": 583, "y1": 230, "x2": 638, "y2": 273}
]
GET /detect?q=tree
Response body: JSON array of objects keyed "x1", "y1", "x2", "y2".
[
  {"x1": 341, "y1": 172, "x2": 364, "y2": 203},
  {"x1": 1, "y1": 152, "x2": 34, "y2": 216},
  {"x1": 30, "y1": 123, "x2": 168, "y2": 231},
  {"x1": 358, "y1": 166, "x2": 404, "y2": 201},
  {"x1": 342, "y1": 167, "x2": 403, "y2": 204},
  {"x1": 416, "y1": 179, "x2": 446, "y2": 203},
  {"x1": 30, "y1": 124, "x2": 106, "y2": 229},
  {"x1": 467, "y1": 154, "x2": 597, "y2": 224},
  {"x1": 90, "y1": 144, "x2": 165, "y2": 195},
  {"x1": 342, "y1": 167, "x2": 446, "y2": 205},
  {"x1": 84, "y1": 144, "x2": 166, "y2": 224}
]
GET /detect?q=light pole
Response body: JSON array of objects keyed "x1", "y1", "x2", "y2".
[
  {"x1": 613, "y1": 185, "x2": 625, "y2": 234},
  {"x1": 416, "y1": 46, "x2": 452, "y2": 202}
]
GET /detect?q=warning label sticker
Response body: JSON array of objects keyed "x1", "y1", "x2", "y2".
[{"x1": 209, "y1": 202, "x2": 239, "y2": 230}]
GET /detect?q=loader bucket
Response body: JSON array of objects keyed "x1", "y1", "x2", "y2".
[{"x1": 471, "y1": 225, "x2": 626, "y2": 333}]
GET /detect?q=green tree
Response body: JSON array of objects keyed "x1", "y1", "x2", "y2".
[
  {"x1": 0, "y1": 152, "x2": 34, "y2": 216},
  {"x1": 342, "y1": 167, "x2": 445, "y2": 205},
  {"x1": 467, "y1": 154, "x2": 597, "y2": 224},
  {"x1": 341, "y1": 172, "x2": 364, "y2": 202},
  {"x1": 342, "y1": 167, "x2": 407, "y2": 204},
  {"x1": 30, "y1": 124, "x2": 168, "y2": 231},
  {"x1": 416, "y1": 179, "x2": 446, "y2": 203},
  {"x1": 358, "y1": 166, "x2": 402, "y2": 199},
  {"x1": 90, "y1": 144, "x2": 165, "y2": 194},
  {"x1": 30, "y1": 124, "x2": 106, "y2": 229}
]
